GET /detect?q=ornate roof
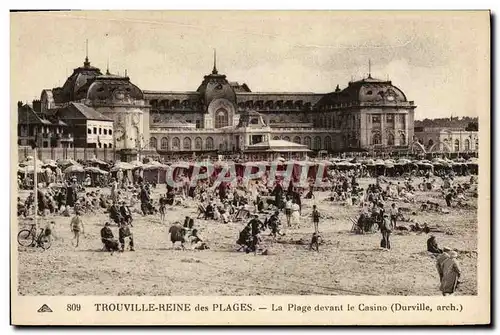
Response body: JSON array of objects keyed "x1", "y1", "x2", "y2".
[
  {"x1": 54, "y1": 58, "x2": 103, "y2": 103},
  {"x1": 196, "y1": 51, "x2": 236, "y2": 107},
  {"x1": 87, "y1": 73, "x2": 144, "y2": 103},
  {"x1": 316, "y1": 75, "x2": 410, "y2": 107}
]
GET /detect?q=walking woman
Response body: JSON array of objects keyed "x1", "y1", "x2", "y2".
[{"x1": 70, "y1": 210, "x2": 85, "y2": 248}]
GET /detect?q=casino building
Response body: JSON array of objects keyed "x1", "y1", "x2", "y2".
[{"x1": 24, "y1": 52, "x2": 416, "y2": 161}]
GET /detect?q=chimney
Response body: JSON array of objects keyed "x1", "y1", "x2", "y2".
[
  {"x1": 32, "y1": 99, "x2": 42, "y2": 113},
  {"x1": 17, "y1": 101, "x2": 23, "y2": 108}
]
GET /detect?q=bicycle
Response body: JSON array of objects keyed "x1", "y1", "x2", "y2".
[{"x1": 17, "y1": 223, "x2": 52, "y2": 250}]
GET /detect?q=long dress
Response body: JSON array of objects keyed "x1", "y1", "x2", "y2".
[{"x1": 440, "y1": 257, "x2": 461, "y2": 294}]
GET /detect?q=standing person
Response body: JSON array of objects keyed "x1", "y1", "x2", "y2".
[
  {"x1": 439, "y1": 251, "x2": 461, "y2": 296},
  {"x1": 117, "y1": 169, "x2": 124, "y2": 189},
  {"x1": 70, "y1": 210, "x2": 84, "y2": 248},
  {"x1": 445, "y1": 191, "x2": 454, "y2": 207},
  {"x1": 284, "y1": 197, "x2": 293, "y2": 227},
  {"x1": 311, "y1": 204, "x2": 321, "y2": 233},
  {"x1": 159, "y1": 194, "x2": 167, "y2": 222},
  {"x1": 390, "y1": 203, "x2": 398, "y2": 229},
  {"x1": 110, "y1": 178, "x2": 118, "y2": 204},
  {"x1": 379, "y1": 214, "x2": 392, "y2": 250},
  {"x1": 65, "y1": 178, "x2": 78, "y2": 209}
]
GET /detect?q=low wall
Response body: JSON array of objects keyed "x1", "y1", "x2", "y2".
[{"x1": 18, "y1": 147, "x2": 118, "y2": 163}]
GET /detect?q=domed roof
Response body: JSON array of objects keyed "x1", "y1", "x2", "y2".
[
  {"x1": 348, "y1": 76, "x2": 407, "y2": 103},
  {"x1": 86, "y1": 72, "x2": 143, "y2": 103},
  {"x1": 57, "y1": 58, "x2": 102, "y2": 102},
  {"x1": 196, "y1": 52, "x2": 236, "y2": 108},
  {"x1": 317, "y1": 75, "x2": 408, "y2": 106}
]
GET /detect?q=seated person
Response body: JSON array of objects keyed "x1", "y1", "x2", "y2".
[
  {"x1": 109, "y1": 203, "x2": 123, "y2": 225},
  {"x1": 119, "y1": 201, "x2": 133, "y2": 226},
  {"x1": 427, "y1": 235, "x2": 442, "y2": 254},
  {"x1": 204, "y1": 201, "x2": 215, "y2": 220},
  {"x1": 118, "y1": 220, "x2": 134, "y2": 252},
  {"x1": 100, "y1": 222, "x2": 120, "y2": 252}
]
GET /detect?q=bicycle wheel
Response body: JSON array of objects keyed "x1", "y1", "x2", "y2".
[
  {"x1": 17, "y1": 229, "x2": 34, "y2": 247},
  {"x1": 38, "y1": 235, "x2": 52, "y2": 250}
]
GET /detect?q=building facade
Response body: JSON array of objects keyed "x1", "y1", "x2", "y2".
[
  {"x1": 146, "y1": 60, "x2": 416, "y2": 156},
  {"x1": 17, "y1": 102, "x2": 74, "y2": 148},
  {"x1": 413, "y1": 127, "x2": 479, "y2": 154},
  {"x1": 19, "y1": 54, "x2": 417, "y2": 159},
  {"x1": 36, "y1": 56, "x2": 149, "y2": 161}
]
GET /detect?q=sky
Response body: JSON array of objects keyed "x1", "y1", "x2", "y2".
[{"x1": 10, "y1": 11, "x2": 489, "y2": 120}]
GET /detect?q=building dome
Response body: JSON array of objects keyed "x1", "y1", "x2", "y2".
[
  {"x1": 86, "y1": 73, "x2": 143, "y2": 104},
  {"x1": 317, "y1": 75, "x2": 408, "y2": 107},
  {"x1": 196, "y1": 52, "x2": 236, "y2": 109},
  {"x1": 55, "y1": 57, "x2": 102, "y2": 102},
  {"x1": 344, "y1": 76, "x2": 407, "y2": 103}
]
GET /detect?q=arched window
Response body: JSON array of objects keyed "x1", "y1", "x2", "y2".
[
  {"x1": 314, "y1": 136, "x2": 321, "y2": 150},
  {"x1": 215, "y1": 108, "x2": 229, "y2": 128},
  {"x1": 87, "y1": 128, "x2": 91, "y2": 134},
  {"x1": 454, "y1": 139, "x2": 460, "y2": 152},
  {"x1": 372, "y1": 133, "x2": 381, "y2": 145},
  {"x1": 324, "y1": 136, "x2": 332, "y2": 150},
  {"x1": 172, "y1": 137, "x2": 180, "y2": 151},
  {"x1": 195, "y1": 137, "x2": 203, "y2": 150},
  {"x1": 109, "y1": 144, "x2": 112, "y2": 148},
  {"x1": 150, "y1": 137, "x2": 157, "y2": 149},
  {"x1": 103, "y1": 143, "x2": 107, "y2": 148},
  {"x1": 387, "y1": 133, "x2": 395, "y2": 146},
  {"x1": 293, "y1": 136, "x2": 301, "y2": 144},
  {"x1": 183, "y1": 137, "x2": 192, "y2": 151},
  {"x1": 475, "y1": 139, "x2": 479, "y2": 151},
  {"x1": 428, "y1": 139, "x2": 434, "y2": 147},
  {"x1": 103, "y1": 129, "x2": 107, "y2": 135},
  {"x1": 464, "y1": 139, "x2": 470, "y2": 151},
  {"x1": 400, "y1": 133, "x2": 406, "y2": 145},
  {"x1": 160, "y1": 137, "x2": 168, "y2": 150},
  {"x1": 206, "y1": 137, "x2": 214, "y2": 150},
  {"x1": 304, "y1": 136, "x2": 312, "y2": 148},
  {"x1": 283, "y1": 136, "x2": 291, "y2": 142}
]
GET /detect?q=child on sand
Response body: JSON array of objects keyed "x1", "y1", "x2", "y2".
[
  {"x1": 312, "y1": 204, "x2": 321, "y2": 233},
  {"x1": 70, "y1": 211, "x2": 84, "y2": 248}
]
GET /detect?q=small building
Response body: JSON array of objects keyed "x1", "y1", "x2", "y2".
[
  {"x1": 17, "y1": 102, "x2": 74, "y2": 148},
  {"x1": 243, "y1": 139, "x2": 312, "y2": 160},
  {"x1": 54, "y1": 102, "x2": 114, "y2": 148}
]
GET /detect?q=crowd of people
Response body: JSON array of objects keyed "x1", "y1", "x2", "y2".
[{"x1": 16, "y1": 155, "x2": 478, "y2": 296}]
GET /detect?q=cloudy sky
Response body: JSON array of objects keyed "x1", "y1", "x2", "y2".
[{"x1": 11, "y1": 11, "x2": 489, "y2": 119}]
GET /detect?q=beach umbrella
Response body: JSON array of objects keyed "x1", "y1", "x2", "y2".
[
  {"x1": 88, "y1": 157, "x2": 108, "y2": 166},
  {"x1": 57, "y1": 158, "x2": 79, "y2": 167},
  {"x1": 395, "y1": 158, "x2": 412, "y2": 165},
  {"x1": 24, "y1": 165, "x2": 45, "y2": 174},
  {"x1": 111, "y1": 161, "x2": 135, "y2": 171},
  {"x1": 84, "y1": 166, "x2": 108, "y2": 174},
  {"x1": 64, "y1": 165, "x2": 85, "y2": 174},
  {"x1": 143, "y1": 161, "x2": 169, "y2": 170},
  {"x1": 129, "y1": 160, "x2": 144, "y2": 167}
]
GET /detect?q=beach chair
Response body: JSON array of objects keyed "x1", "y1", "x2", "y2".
[{"x1": 197, "y1": 204, "x2": 207, "y2": 219}]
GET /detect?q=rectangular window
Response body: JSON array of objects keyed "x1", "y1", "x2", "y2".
[
  {"x1": 93, "y1": 127, "x2": 97, "y2": 134},
  {"x1": 372, "y1": 115, "x2": 381, "y2": 123},
  {"x1": 98, "y1": 128, "x2": 102, "y2": 135},
  {"x1": 386, "y1": 114, "x2": 394, "y2": 122},
  {"x1": 196, "y1": 120, "x2": 201, "y2": 128}
]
